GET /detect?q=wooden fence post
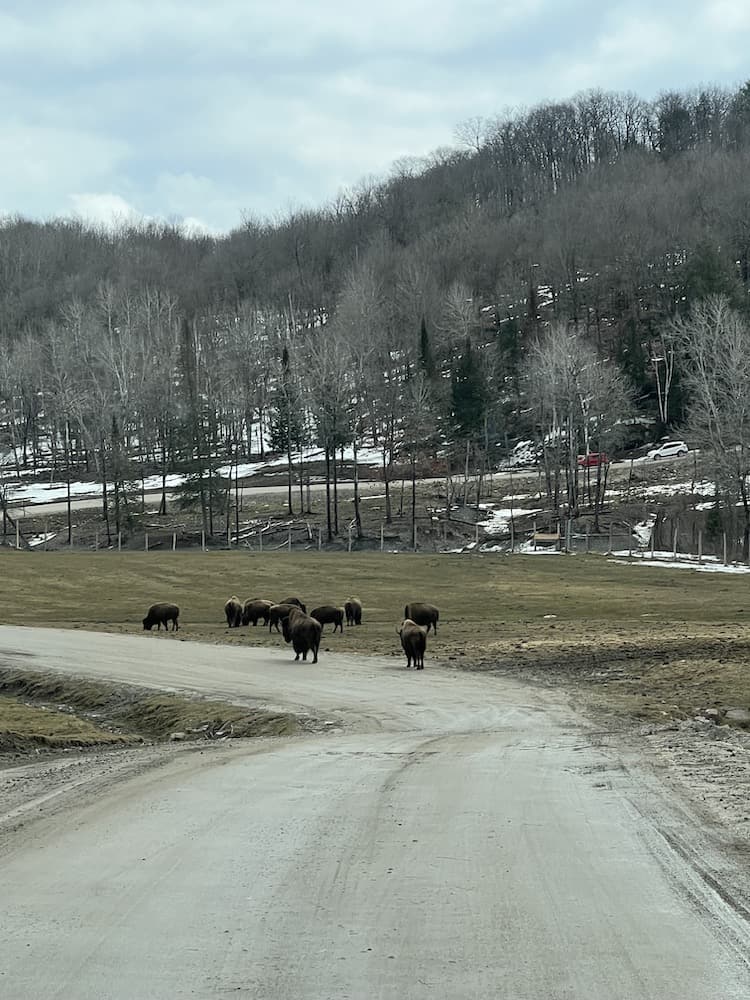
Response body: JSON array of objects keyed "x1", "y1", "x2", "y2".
[
  {"x1": 672, "y1": 527, "x2": 678, "y2": 561},
  {"x1": 723, "y1": 532, "x2": 728, "y2": 566},
  {"x1": 317, "y1": 526, "x2": 322, "y2": 551},
  {"x1": 118, "y1": 531, "x2": 121, "y2": 552},
  {"x1": 172, "y1": 532, "x2": 177, "y2": 552},
  {"x1": 586, "y1": 523, "x2": 591, "y2": 554},
  {"x1": 259, "y1": 528, "x2": 263, "y2": 552},
  {"x1": 95, "y1": 531, "x2": 99, "y2": 551},
  {"x1": 509, "y1": 518, "x2": 515, "y2": 555},
  {"x1": 533, "y1": 518, "x2": 537, "y2": 552},
  {"x1": 145, "y1": 533, "x2": 149, "y2": 552},
  {"x1": 201, "y1": 530, "x2": 206, "y2": 552},
  {"x1": 15, "y1": 521, "x2": 20, "y2": 549},
  {"x1": 288, "y1": 526, "x2": 292, "y2": 552},
  {"x1": 348, "y1": 524, "x2": 352, "y2": 553},
  {"x1": 698, "y1": 530, "x2": 702, "y2": 564},
  {"x1": 380, "y1": 523, "x2": 384, "y2": 552},
  {"x1": 608, "y1": 523, "x2": 613, "y2": 555}
]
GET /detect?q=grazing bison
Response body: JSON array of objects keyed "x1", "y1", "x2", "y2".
[
  {"x1": 143, "y1": 602, "x2": 180, "y2": 632},
  {"x1": 404, "y1": 602, "x2": 439, "y2": 635},
  {"x1": 268, "y1": 603, "x2": 298, "y2": 633},
  {"x1": 282, "y1": 607, "x2": 322, "y2": 663},
  {"x1": 241, "y1": 598, "x2": 274, "y2": 627},
  {"x1": 281, "y1": 597, "x2": 306, "y2": 613},
  {"x1": 224, "y1": 595, "x2": 243, "y2": 628},
  {"x1": 310, "y1": 605, "x2": 344, "y2": 634},
  {"x1": 398, "y1": 618, "x2": 426, "y2": 669},
  {"x1": 344, "y1": 597, "x2": 362, "y2": 626}
]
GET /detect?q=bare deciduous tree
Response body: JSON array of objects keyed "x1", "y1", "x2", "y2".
[{"x1": 671, "y1": 296, "x2": 750, "y2": 557}]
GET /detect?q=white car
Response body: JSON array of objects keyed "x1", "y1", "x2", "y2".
[{"x1": 647, "y1": 440, "x2": 689, "y2": 460}]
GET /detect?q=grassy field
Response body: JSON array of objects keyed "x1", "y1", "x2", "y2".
[{"x1": 1, "y1": 549, "x2": 750, "y2": 733}]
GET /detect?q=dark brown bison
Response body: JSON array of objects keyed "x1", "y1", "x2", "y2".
[
  {"x1": 281, "y1": 597, "x2": 306, "y2": 613},
  {"x1": 241, "y1": 598, "x2": 274, "y2": 627},
  {"x1": 344, "y1": 597, "x2": 362, "y2": 626},
  {"x1": 143, "y1": 602, "x2": 180, "y2": 632},
  {"x1": 224, "y1": 595, "x2": 242, "y2": 628},
  {"x1": 282, "y1": 607, "x2": 322, "y2": 663},
  {"x1": 310, "y1": 605, "x2": 344, "y2": 634},
  {"x1": 268, "y1": 603, "x2": 298, "y2": 633},
  {"x1": 398, "y1": 618, "x2": 426, "y2": 669},
  {"x1": 404, "y1": 602, "x2": 439, "y2": 634}
]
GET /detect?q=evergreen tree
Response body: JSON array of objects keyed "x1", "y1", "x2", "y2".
[
  {"x1": 450, "y1": 337, "x2": 487, "y2": 440},
  {"x1": 418, "y1": 316, "x2": 435, "y2": 380}
]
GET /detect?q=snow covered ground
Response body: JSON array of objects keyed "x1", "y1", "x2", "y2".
[
  {"x1": 2, "y1": 444, "x2": 385, "y2": 506},
  {"x1": 610, "y1": 550, "x2": 750, "y2": 575}
]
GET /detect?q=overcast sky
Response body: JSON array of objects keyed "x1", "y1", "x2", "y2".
[{"x1": 1, "y1": 0, "x2": 748, "y2": 233}]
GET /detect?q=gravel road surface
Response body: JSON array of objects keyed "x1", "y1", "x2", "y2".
[{"x1": 0, "y1": 626, "x2": 748, "y2": 998}]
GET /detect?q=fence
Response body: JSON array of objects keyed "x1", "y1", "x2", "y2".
[{"x1": 6, "y1": 509, "x2": 750, "y2": 568}]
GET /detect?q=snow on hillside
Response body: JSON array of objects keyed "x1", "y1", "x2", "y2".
[{"x1": 2, "y1": 443, "x2": 385, "y2": 506}]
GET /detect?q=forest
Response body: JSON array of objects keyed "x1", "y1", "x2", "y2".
[{"x1": 2, "y1": 81, "x2": 750, "y2": 547}]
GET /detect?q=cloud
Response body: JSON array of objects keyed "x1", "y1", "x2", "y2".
[
  {"x1": 68, "y1": 193, "x2": 142, "y2": 227},
  {"x1": 0, "y1": 1, "x2": 748, "y2": 231}
]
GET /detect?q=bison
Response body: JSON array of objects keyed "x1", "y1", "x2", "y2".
[
  {"x1": 224, "y1": 595, "x2": 243, "y2": 628},
  {"x1": 282, "y1": 607, "x2": 322, "y2": 663},
  {"x1": 143, "y1": 602, "x2": 180, "y2": 632},
  {"x1": 404, "y1": 602, "x2": 439, "y2": 634},
  {"x1": 268, "y1": 603, "x2": 298, "y2": 633},
  {"x1": 241, "y1": 598, "x2": 274, "y2": 627},
  {"x1": 398, "y1": 618, "x2": 426, "y2": 669},
  {"x1": 344, "y1": 597, "x2": 362, "y2": 626},
  {"x1": 281, "y1": 597, "x2": 306, "y2": 613},
  {"x1": 310, "y1": 605, "x2": 344, "y2": 634}
]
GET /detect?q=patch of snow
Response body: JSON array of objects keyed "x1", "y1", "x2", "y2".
[
  {"x1": 610, "y1": 549, "x2": 750, "y2": 574},
  {"x1": 633, "y1": 516, "x2": 656, "y2": 547},
  {"x1": 517, "y1": 540, "x2": 563, "y2": 555},
  {"x1": 478, "y1": 507, "x2": 543, "y2": 536},
  {"x1": 27, "y1": 532, "x2": 57, "y2": 548}
]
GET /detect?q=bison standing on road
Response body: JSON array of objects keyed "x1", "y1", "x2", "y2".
[
  {"x1": 344, "y1": 597, "x2": 362, "y2": 626},
  {"x1": 143, "y1": 602, "x2": 180, "y2": 632},
  {"x1": 310, "y1": 605, "x2": 344, "y2": 634},
  {"x1": 241, "y1": 598, "x2": 274, "y2": 627},
  {"x1": 398, "y1": 618, "x2": 426, "y2": 669},
  {"x1": 404, "y1": 602, "x2": 439, "y2": 634},
  {"x1": 224, "y1": 595, "x2": 243, "y2": 628},
  {"x1": 282, "y1": 607, "x2": 322, "y2": 663}
]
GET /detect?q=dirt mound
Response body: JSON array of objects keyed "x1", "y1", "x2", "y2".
[{"x1": 0, "y1": 669, "x2": 298, "y2": 756}]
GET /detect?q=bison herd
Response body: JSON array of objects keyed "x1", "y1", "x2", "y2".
[{"x1": 143, "y1": 595, "x2": 441, "y2": 671}]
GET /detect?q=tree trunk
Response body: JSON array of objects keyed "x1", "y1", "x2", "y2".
[
  {"x1": 411, "y1": 453, "x2": 417, "y2": 549},
  {"x1": 325, "y1": 446, "x2": 332, "y2": 542},
  {"x1": 333, "y1": 447, "x2": 339, "y2": 536},
  {"x1": 286, "y1": 428, "x2": 294, "y2": 515},
  {"x1": 353, "y1": 436, "x2": 362, "y2": 539},
  {"x1": 159, "y1": 436, "x2": 167, "y2": 516},
  {"x1": 382, "y1": 447, "x2": 392, "y2": 524}
]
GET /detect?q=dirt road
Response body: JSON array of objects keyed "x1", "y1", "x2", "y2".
[{"x1": 0, "y1": 627, "x2": 748, "y2": 998}]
